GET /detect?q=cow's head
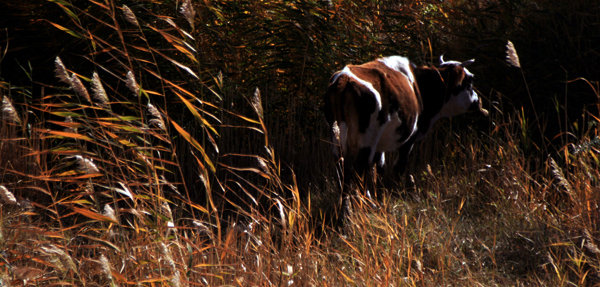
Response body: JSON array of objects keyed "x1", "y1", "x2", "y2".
[{"x1": 438, "y1": 56, "x2": 489, "y2": 118}]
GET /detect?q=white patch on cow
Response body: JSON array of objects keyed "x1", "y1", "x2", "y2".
[
  {"x1": 376, "y1": 152, "x2": 385, "y2": 168},
  {"x1": 410, "y1": 114, "x2": 419, "y2": 139},
  {"x1": 341, "y1": 67, "x2": 382, "y2": 110},
  {"x1": 357, "y1": 110, "x2": 386, "y2": 165},
  {"x1": 377, "y1": 112, "x2": 419, "y2": 152},
  {"x1": 378, "y1": 56, "x2": 415, "y2": 84},
  {"x1": 377, "y1": 111, "x2": 402, "y2": 152},
  {"x1": 438, "y1": 89, "x2": 478, "y2": 118}
]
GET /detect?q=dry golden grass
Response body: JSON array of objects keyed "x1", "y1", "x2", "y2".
[
  {"x1": 1, "y1": 0, "x2": 599, "y2": 286},
  {"x1": 2, "y1": 72, "x2": 600, "y2": 285}
]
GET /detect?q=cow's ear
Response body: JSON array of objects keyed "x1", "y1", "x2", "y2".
[{"x1": 460, "y1": 59, "x2": 475, "y2": 67}]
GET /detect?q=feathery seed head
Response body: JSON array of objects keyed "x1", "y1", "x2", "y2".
[
  {"x1": 147, "y1": 102, "x2": 161, "y2": 118},
  {"x1": 122, "y1": 5, "x2": 139, "y2": 27},
  {"x1": 0, "y1": 185, "x2": 18, "y2": 205},
  {"x1": 64, "y1": 116, "x2": 77, "y2": 133},
  {"x1": 71, "y1": 73, "x2": 91, "y2": 103},
  {"x1": 103, "y1": 204, "x2": 117, "y2": 222},
  {"x1": 252, "y1": 87, "x2": 263, "y2": 119},
  {"x1": 193, "y1": 220, "x2": 212, "y2": 234},
  {"x1": 161, "y1": 201, "x2": 173, "y2": 222},
  {"x1": 171, "y1": 271, "x2": 182, "y2": 287},
  {"x1": 584, "y1": 229, "x2": 600, "y2": 254},
  {"x1": 257, "y1": 157, "x2": 270, "y2": 174},
  {"x1": 99, "y1": 254, "x2": 113, "y2": 281},
  {"x1": 180, "y1": 0, "x2": 195, "y2": 29},
  {"x1": 54, "y1": 57, "x2": 71, "y2": 84},
  {"x1": 91, "y1": 72, "x2": 109, "y2": 107},
  {"x1": 126, "y1": 71, "x2": 140, "y2": 97},
  {"x1": 159, "y1": 242, "x2": 176, "y2": 270},
  {"x1": 148, "y1": 102, "x2": 166, "y2": 131},
  {"x1": 2, "y1": 96, "x2": 21, "y2": 125},
  {"x1": 75, "y1": 155, "x2": 100, "y2": 174},
  {"x1": 550, "y1": 157, "x2": 573, "y2": 194},
  {"x1": 40, "y1": 244, "x2": 77, "y2": 272},
  {"x1": 506, "y1": 40, "x2": 521, "y2": 68}
]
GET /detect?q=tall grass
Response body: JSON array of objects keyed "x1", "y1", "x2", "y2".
[{"x1": 0, "y1": 0, "x2": 599, "y2": 286}]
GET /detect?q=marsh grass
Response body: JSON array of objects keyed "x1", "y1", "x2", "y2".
[{"x1": 1, "y1": 0, "x2": 599, "y2": 286}]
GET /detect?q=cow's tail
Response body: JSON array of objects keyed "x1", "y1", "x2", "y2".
[{"x1": 324, "y1": 71, "x2": 346, "y2": 159}]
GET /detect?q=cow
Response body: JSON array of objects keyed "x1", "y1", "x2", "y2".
[{"x1": 323, "y1": 55, "x2": 488, "y2": 191}]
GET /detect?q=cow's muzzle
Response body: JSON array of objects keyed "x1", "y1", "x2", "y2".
[{"x1": 469, "y1": 98, "x2": 489, "y2": 117}]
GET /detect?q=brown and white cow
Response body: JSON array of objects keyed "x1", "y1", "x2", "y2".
[{"x1": 323, "y1": 55, "x2": 488, "y2": 185}]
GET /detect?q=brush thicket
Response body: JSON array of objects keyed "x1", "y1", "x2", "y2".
[{"x1": 1, "y1": 0, "x2": 599, "y2": 285}]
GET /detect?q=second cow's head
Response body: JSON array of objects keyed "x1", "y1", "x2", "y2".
[{"x1": 427, "y1": 56, "x2": 489, "y2": 118}]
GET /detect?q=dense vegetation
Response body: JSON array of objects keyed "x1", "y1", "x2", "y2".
[{"x1": 0, "y1": 0, "x2": 599, "y2": 285}]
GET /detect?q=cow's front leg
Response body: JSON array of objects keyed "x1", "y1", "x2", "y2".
[
  {"x1": 354, "y1": 146, "x2": 373, "y2": 176},
  {"x1": 373, "y1": 152, "x2": 385, "y2": 175},
  {"x1": 370, "y1": 151, "x2": 387, "y2": 193},
  {"x1": 394, "y1": 137, "x2": 417, "y2": 176}
]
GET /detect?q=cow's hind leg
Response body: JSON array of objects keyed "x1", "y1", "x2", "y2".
[
  {"x1": 394, "y1": 136, "x2": 416, "y2": 176},
  {"x1": 337, "y1": 127, "x2": 381, "y2": 226},
  {"x1": 390, "y1": 136, "x2": 418, "y2": 196},
  {"x1": 373, "y1": 152, "x2": 385, "y2": 175},
  {"x1": 354, "y1": 97, "x2": 386, "y2": 192}
]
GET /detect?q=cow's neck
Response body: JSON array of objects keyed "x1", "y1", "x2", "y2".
[{"x1": 412, "y1": 66, "x2": 450, "y2": 139}]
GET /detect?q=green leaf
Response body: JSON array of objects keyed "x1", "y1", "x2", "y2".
[
  {"x1": 50, "y1": 111, "x2": 84, "y2": 117},
  {"x1": 48, "y1": 21, "x2": 84, "y2": 39}
]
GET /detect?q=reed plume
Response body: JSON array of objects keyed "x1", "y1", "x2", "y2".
[
  {"x1": 71, "y1": 73, "x2": 91, "y2": 103},
  {"x1": 125, "y1": 71, "x2": 139, "y2": 97},
  {"x1": 506, "y1": 40, "x2": 521, "y2": 68},
  {"x1": 75, "y1": 155, "x2": 100, "y2": 174},
  {"x1": 180, "y1": 0, "x2": 195, "y2": 29},
  {"x1": 0, "y1": 185, "x2": 18, "y2": 205},
  {"x1": 91, "y1": 72, "x2": 110, "y2": 108},
  {"x1": 2, "y1": 96, "x2": 21, "y2": 125},
  {"x1": 122, "y1": 5, "x2": 139, "y2": 27},
  {"x1": 54, "y1": 57, "x2": 71, "y2": 84}
]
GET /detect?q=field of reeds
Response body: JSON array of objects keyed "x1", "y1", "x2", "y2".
[{"x1": 1, "y1": 0, "x2": 599, "y2": 285}]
